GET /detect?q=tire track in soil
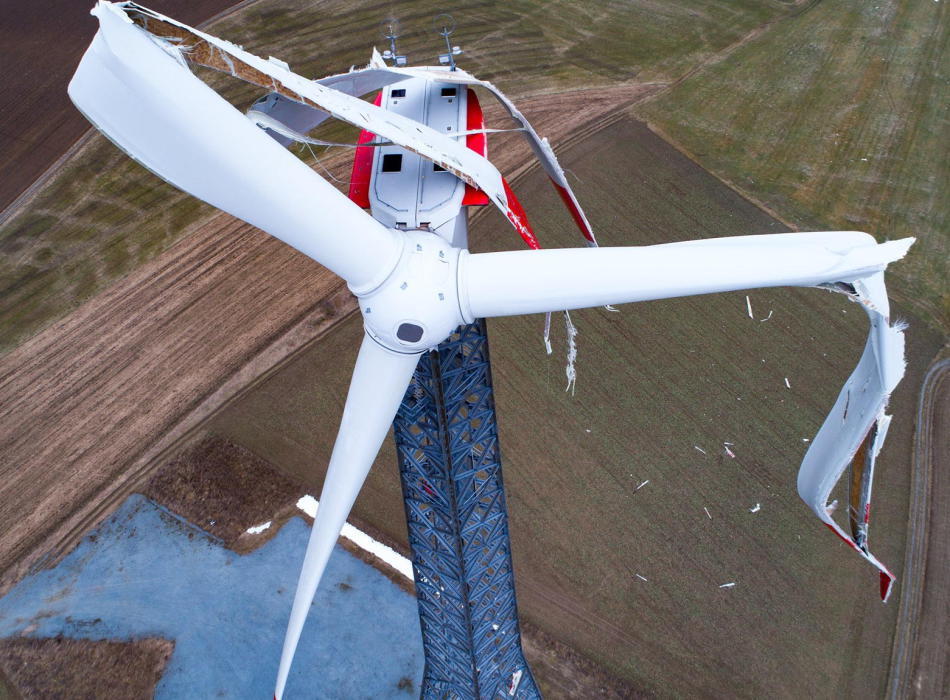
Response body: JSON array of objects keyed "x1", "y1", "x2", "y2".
[{"x1": 887, "y1": 356, "x2": 950, "y2": 699}]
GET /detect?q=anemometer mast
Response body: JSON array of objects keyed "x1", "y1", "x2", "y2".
[
  {"x1": 435, "y1": 14, "x2": 463, "y2": 70},
  {"x1": 380, "y1": 19, "x2": 407, "y2": 67},
  {"x1": 380, "y1": 14, "x2": 464, "y2": 69}
]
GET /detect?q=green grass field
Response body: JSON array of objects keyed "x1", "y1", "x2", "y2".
[
  {"x1": 0, "y1": 0, "x2": 810, "y2": 355},
  {"x1": 637, "y1": 0, "x2": 948, "y2": 333},
  {"x1": 205, "y1": 118, "x2": 944, "y2": 696}
]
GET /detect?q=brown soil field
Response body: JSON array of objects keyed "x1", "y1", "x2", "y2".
[
  {"x1": 205, "y1": 117, "x2": 945, "y2": 697},
  {"x1": 142, "y1": 436, "x2": 308, "y2": 552},
  {"x1": 0, "y1": 213, "x2": 355, "y2": 593},
  {"x1": 0, "y1": 0, "x2": 247, "y2": 214},
  {"x1": 0, "y1": 635, "x2": 173, "y2": 699}
]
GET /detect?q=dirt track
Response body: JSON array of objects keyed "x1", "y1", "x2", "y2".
[
  {"x1": 0, "y1": 83, "x2": 656, "y2": 594},
  {"x1": 887, "y1": 357, "x2": 950, "y2": 698}
]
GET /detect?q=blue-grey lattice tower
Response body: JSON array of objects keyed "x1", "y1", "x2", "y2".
[{"x1": 393, "y1": 319, "x2": 541, "y2": 699}]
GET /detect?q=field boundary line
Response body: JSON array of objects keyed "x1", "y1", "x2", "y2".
[{"x1": 625, "y1": 1, "x2": 834, "y2": 237}]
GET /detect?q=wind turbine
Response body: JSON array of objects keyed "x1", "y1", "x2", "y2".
[{"x1": 68, "y1": 3, "x2": 913, "y2": 698}]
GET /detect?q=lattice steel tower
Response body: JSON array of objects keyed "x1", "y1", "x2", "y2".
[{"x1": 393, "y1": 319, "x2": 540, "y2": 699}]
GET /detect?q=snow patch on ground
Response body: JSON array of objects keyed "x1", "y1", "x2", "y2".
[{"x1": 296, "y1": 496, "x2": 414, "y2": 581}]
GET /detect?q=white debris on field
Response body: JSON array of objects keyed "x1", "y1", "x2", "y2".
[
  {"x1": 704, "y1": 507, "x2": 712, "y2": 520},
  {"x1": 719, "y1": 582, "x2": 736, "y2": 589},
  {"x1": 749, "y1": 503, "x2": 761, "y2": 513}
]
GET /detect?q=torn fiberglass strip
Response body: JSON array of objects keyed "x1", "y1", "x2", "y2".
[
  {"x1": 248, "y1": 50, "x2": 596, "y2": 246},
  {"x1": 246, "y1": 109, "x2": 388, "y2": 148},
  {"x1": 116, "y1": 2, "x2": 532, "y2": 245}
]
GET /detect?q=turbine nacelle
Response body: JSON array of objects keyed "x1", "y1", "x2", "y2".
[{"x1": 356, "y1": 229, "x2": 466, "y2": 354}]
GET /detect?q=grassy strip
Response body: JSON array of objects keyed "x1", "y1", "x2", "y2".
[{"x1": 637, "y1": 0, "x2": 948, "y2": 332}]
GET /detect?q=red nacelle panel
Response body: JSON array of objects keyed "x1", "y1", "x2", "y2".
[
  {"x1": 348, "y1": 92, "x2": 382, "y2": 208},
  {"x1": 461, "y1": 88, "x2": 489, "y2": 206}
]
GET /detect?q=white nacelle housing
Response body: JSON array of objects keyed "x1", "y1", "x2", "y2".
[{"x1": 368, "y1": 78, "x2": 469, "y2": 246}]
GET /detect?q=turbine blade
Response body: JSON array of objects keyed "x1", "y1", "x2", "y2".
[
  {"x1": 797, "y1": 272, "x2": 903, "y2": 601},
  {"x1": 274, "y1": 333, "x2": 420, "y2": 700},
  {"x1": 68, "y1": 3, "x2": 398, "y2": 292},
  {"x1": 461, "y1": 231, "x2": 913, "y2": 318}
]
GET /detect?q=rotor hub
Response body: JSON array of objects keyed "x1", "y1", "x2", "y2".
[{"x1": 355, "y1": 229, "x2": 465, "y2": 353}]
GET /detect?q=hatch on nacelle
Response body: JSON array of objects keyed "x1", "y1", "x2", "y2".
[{"x1": 348, "y1": 77, "x2": 488, "y2": 246}]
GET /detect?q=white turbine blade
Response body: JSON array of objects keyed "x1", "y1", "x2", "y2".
[
  {"x1": 460, "y1": 231, "x2": 914, "y2": 318},
  {"x1": 274, "y1": 333, "x2": 420, "y2": 700},
  {"x1": 68, "y1": 3, "x2": 398, "y2": 292}
]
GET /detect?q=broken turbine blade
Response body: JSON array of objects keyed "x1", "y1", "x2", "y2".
[
  {"x1": 460, "y1": 230, "x2": 913, "y2": 597},
  {"x1": 797, "y1": 272, "x2": 902, "y2": 601},
  {"x1": 275, "y1": 333, "x2": 420, "y2": 700}
]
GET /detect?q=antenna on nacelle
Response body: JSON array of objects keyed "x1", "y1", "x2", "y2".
[
  {"x1": 433, "y1": 13, "x2": 462, "y2": 70},
  {"x1": 380, "y1": 18, "x2": 408, "y2": 67}
]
